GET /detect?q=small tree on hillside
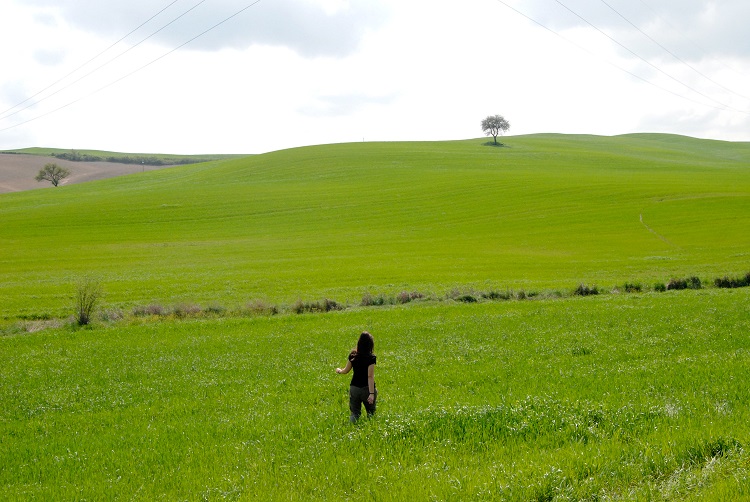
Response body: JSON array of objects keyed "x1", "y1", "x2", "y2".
[
  {"x1": 74, "y1": 276, "x2": 102, "y2": 326},
  {"x1": 35, "y1": 163, "x2": 70, "y2": 187},
  {"x1": 481, "y1": 114, "x2": 511, "y2": 145}
]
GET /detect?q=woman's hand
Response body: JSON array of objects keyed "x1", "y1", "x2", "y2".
[
  {"x1": 335, "y1": 368, "x2": 343, "y2": 374},
  {"x1": 367, "y1": 394, "x2": 375, "y2": 405}
]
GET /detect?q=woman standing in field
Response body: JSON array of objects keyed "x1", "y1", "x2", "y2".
[{"x1": 335, "y1": 331, "x2": 377, "y2": 423}]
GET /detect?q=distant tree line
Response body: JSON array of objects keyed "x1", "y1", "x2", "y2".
[{"x1": 53, "y1": 150, "x2": 208, "y2": 166}]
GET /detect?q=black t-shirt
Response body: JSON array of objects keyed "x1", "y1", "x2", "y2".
[{"x1": 348, "y1": 352, "x2": 376, "y2": 388}]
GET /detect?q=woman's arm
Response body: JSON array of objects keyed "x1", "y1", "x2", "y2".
[
  {"x1": 335, "y1": 361, "x2": 352, "y2": 374},
  {"x1": 366, "y1": 363, "x2": 376, "y2": 404}
]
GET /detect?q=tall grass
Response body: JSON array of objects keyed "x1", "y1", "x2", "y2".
[{"x1": 1, "y1": 289, "x2": 749, "y2": 499}]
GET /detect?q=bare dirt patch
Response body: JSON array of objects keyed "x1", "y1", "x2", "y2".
[{"x1": 0, "y1": 153, "x2": 174, "y2": 193}]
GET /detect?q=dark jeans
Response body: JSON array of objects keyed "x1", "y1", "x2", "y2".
[{"x1": 349, "y1": 385, "x2": 377, "y2": 422}]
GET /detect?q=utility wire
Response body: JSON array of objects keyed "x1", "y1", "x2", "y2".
[
  {"x1": 491, "y1": 0, "x2": 731, "y2": 113},
  {"x1": 0, "y1": 0, "x2": 209, "y2": 123},
  {"x1": 636, "y1": 0, "x2": 749, "y2": 78},
  {"x1": 598, "y1": 0, "x2": 750, "y2": 103},
  {"x1": 552, "y1": 0, "x2": 747, "y2": 114},
  {"x1": 0, "y1": 0, "x2": 264, "y2": 134},
  {"x1": 0, "y1": 0, "x2": 182, "y2": 119}
]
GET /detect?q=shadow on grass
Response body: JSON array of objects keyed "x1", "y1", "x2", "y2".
[{"x1": 483, "y1": 141, "x2": 510, "y2": 148}]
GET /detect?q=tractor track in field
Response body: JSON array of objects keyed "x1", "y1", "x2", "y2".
[{"x1": 640, "y1": 213, "x2": 678, "y2": 247}]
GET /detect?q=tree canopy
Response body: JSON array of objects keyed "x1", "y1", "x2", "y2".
[
  {"x1": 35, "y1": 163, "x2": 71, "y2": 187},
  {"x1": 481, "y1": 115, "x2": 510, "y2": 145}
]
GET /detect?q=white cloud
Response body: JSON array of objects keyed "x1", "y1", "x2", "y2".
[
  {"x1": 33, "y1": 49, "x2": 67, "y2": 66},
  {"x1": 520, "y1": 0, "x2": 750, "y2": 61},
  {"x1": 0, "y1": 0, "x2": 748, "y2": 154},
  {"x1": 21, "y1": 0, "x2": 390, "y2": 58}
]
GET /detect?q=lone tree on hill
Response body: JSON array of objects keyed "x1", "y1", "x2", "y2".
[
  {"x1": 481, "y1": 114, "x2": 510, "y2": 145},
  {"x1": 35, "y1": 163, "x2": 70, "y2": 187}
]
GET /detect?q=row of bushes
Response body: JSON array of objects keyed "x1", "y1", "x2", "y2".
[
  {"x1": 714, "y1": 272, "x2": 750, "y2": 289},
  {"x1": 291, "y1": 298, "x2": 343, "y2": 314},
  {"x1": 126, "y1": 298, "x2": 345, "y2": 319},
  {"x1": 575, "y1": 273, "x2": 737, "y2": 296},
  {"x1": 52, "y1": 151, "x2": 208, "y2": 166},
  {"x1": 31, "y1": 269, "x2": 750, "y2": 330},
  {"x1": 115, "y1": 272, "x2": 750, "y2": 320},
  {"x1": 53, "y1": 151, "x2": 103, "y2": 162},
  {"x1": 361, "y1": 291, "x2": 424, "y2": 306},
  {"x1": 570, "y1": 271, "x2": 747, "y2": 296},
  {"x1": 101, "y1": 155, "x2": 206, "y2": 166}
]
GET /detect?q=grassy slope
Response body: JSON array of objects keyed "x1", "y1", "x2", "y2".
[
  {"x1": 1, "y1": 290, "x2": 748, "y2": 499},
  {"x1": 2, "y1": 134, "x2": 750, "y2": 499},
  {"x1": 0, "y1": 134, "x2": 749, "y2": 319}
]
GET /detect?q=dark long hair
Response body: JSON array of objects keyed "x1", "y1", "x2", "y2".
[{"x1": 350, "y1": 331, "x2": 374, "y2": 360}]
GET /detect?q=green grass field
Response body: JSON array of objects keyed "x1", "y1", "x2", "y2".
[
  {"x1": 1, "y1": 134, "x2": 750, "y2": 499},
  {"x1": 1, "y1": 134, "x2": 749, "y2": 319},
  {"x1": 2, "y1": 290, "x2": 749, "y2": 500}
]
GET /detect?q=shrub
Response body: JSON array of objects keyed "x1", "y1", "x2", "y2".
[
  {"x1": 74, "y1": 277, "x2": 102, "y2": 326},
  {"x1": 666, "y1": 278, "x2": 687, "y2": 290},
  {"x1": 132, "y1": 304, "x2": 166, "y2": 317},
  {"x1": 204, "y1": 304, "x2": 227, "y2": 316},
  {"x1": 573, "y1": 284, "x2": 599, "y2": 297},
  {"x1": 291, "y1": 299, "x2": 306, "y2": 314},
  {"x1": 687, "y1": 276, "x2": 702, "y2": 289},
  {"x1": 396, "y1": 291, "x2": 424, "y2": 304},
  {"x1": 322, "y1": 298, "x2": 344, "y2": 312},
  {"x1": 623, "y1": 282, "x2": 642, "y2": 293},
  {"x1": 173, "y1": 303, "x2": 202, "y2": 318},
  {"x1": 446, "y1": 288, "x2": 463, "y2": 301},
  {"x1": 654, "y1": 282, "x2": 666, "y2": 292},
  {"x1": 361, "y1": 293, "x2": 390, "y2": 307},
  {"x1": 456, "y1": 294, "x2": 477, "y2": 303},
  {"x1": 667, "y1": 276, "x2": 702, "y2": 291},
  {"x1": 714, "y1": 272, "x2": 750, "y2": 289},
  {"x1": 481, "y1": 290, "x2": 512, "y2": 301},
  {"x1": 246, "y1": 300, "x2": 278, "y2": 316},
  {"x1": 715, "y1": 276, "x2": 733, "y2": 288},
  {"x1": 293, "y1": 299, "x2": 344, "y2": 314},
  {"x1": 99, "y1": 308, "x2": 124, "y2": 322}
]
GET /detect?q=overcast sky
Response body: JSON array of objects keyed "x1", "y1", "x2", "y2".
[{"x1": 1, "y1": 0, "x2": 749, "y2": 154}]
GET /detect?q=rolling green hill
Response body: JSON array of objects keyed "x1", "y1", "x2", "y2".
[
  {"x1": 1, "y1": 134, "x2": 749, "y2": 319},
  {"x1": 2, "y1": 134, "x2": 750, "y2": 500}
]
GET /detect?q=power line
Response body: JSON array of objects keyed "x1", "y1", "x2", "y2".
[
  {"x1": 0, "y1": 0, "x2": 209, "y2": 123},
  {"x1": 636, "y1": 0, "x2": 749, "y2": 79},
  {"x1": 551, "y1": 0, "x2": 746, "y2": 114},
  {"x1": 0, "y1": 0, "x2": 264, "y2": 134},
  {"x1": 490, "y1": 0, "x2": 732, "y2": 113},
  {"x1": 597, "y1": 0, "x2": 750, "y2": 103},
  {"x1": 0, "y1": 0, "x2": 182, "y2": 119}
]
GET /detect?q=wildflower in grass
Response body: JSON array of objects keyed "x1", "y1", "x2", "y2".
[{"x1": 335, "y1": 331, "x2": 377, "y2": 423}]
